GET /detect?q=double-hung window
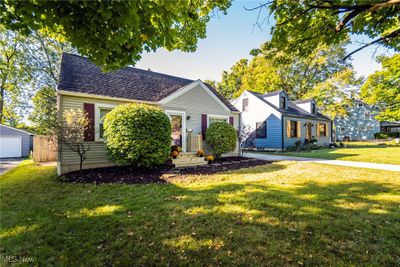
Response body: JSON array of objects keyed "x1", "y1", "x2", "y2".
[
  {"x1": 256, "y1": 121, "x2": 267, "y2": 138},
  {"x1": 242, "y1": 98, "x2": 249, "y2": 112},
  {"x1": 207, "y1": 115, "x2": 229, "y2": 127},
  {"x1": 95, "y1": 104, "x2": 116, "y2": 140},
  {"x1": 319, "y1": 123, "x2": 327, "y2": 137},
  {"x1": 280, "y1": 96, "x2": 286, "y2": 109},
  {"x1": 290, "y1": 121, "x2": 297, "y2": 137}
]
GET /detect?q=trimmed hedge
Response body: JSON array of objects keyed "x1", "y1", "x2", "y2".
[
  {"x1": 374, "y1": 132, "x2": 400, "y2": 139},
  {"x1": 206, "y1": 122, "x2": 237, "y2": 158},
  {"x1": 103, "y1": 104, "x2": 172, "y2": 167}
]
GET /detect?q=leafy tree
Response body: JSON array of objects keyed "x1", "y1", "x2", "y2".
[
  {"x1": 24, "y1": 30, "x2": 73, "y2": 134},
  {"x1": 57, "y1": 109, "x2": 91, "y2": 175},
  {"x1": 249, "y1": 0, "x2": 400, "y2": 59},
  {"x1": 361, "y1": 53, "x2": 400, "y2": 121},
  {"x1": 303, "y1": 68, "x2": 363, "y2": 119},
  {"x1": 1, "y1": 0, "x2": 232, "y2": 69},
  {"x1": 29, "y1": 87, "x2": 58, "y2": 135},
  {"x1": 0, "y1": 26, "x2": 72, "y2": 130},
  {"x1": 217, "y1": 58, "x2": 248, "y2": 99},
  {"x1": 0, "y1": 27, "x2": 30, "y2": 124},
  {"x1": 217, "y1": 41, "x2": 361, "y2": 118}
]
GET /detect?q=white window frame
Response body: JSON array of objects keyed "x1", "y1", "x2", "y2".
[
  {"x1": 207, "y1": 114, "x2": 229, "y2": 127},
  {"x1": 95, "y1": 103, "x2": 117, "y2": 141},
  {"x1": 165, "y1": 109, "x2": 187, "y2": 152}
]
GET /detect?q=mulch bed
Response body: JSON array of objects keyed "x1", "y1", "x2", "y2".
[{"x1": 60, "y1": 156, "x2": 272, "y2": 184}]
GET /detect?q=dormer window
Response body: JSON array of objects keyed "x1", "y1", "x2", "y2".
[
  {"x1": 311, "y1": 103, "x2": 316, "y2": 114},
  {"x1": 242, "y1": 98, "x2": 249, "y2": 112},
  {"x1": 280, "y1": 96, "x2": 286, "y2": 109}
]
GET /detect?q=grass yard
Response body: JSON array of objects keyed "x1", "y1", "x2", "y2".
[
  {"x1": 1, "y1": 160, "x2": 399, "y2": 265},
  {"x1": 264, "y1": 142, "x2": 400, "y2": 165}
]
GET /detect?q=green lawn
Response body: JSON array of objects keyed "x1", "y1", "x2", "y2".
[
  {"x1": 264, "y1": 142, "x2": 400, "y2": 165},
  {"x1": 1, "y1": 160, "x2": 399, "y2": 265}
]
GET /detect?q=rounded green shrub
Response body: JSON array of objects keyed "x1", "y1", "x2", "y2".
[
  {"x1": 103, "y1": 104, "x2": 172, "y2": 167},
  {"x1": 206, "y1": 122, "x2": 237, "y2": 158}
]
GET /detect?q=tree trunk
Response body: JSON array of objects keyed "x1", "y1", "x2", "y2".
[{"x1": 79, "y1": 157, "x2": 83, "y2": 177}]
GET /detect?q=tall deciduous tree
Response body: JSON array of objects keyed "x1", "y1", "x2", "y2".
[
  {"x1": 1, "y1": 0, "x2": 232, "y2": 69},
  {"x1": 249, "y1": 0, "x2": 400, "y2": 59},
  {"x1": 216, "y1": 42, "x2": 361, "y2": 118},
  {"x1": 361, "y1": 53, "x2": 400, "y2": 121},
  {"x1": 0, "y1": 27, "x2": 30, "y2": 125}
]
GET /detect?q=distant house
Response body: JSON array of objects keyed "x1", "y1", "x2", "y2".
[
  {"x1": 232, "y1": 90, "x2": 332, "y2": 150},
  {"x1": 0, "y1": 124, "x2": 34, "y2": 158},
  {"x1": 57, "y1": 53, "x2": 239, "y2": 175},
  {"x1": 380, "y1": 121, "x2": 400, "y2": 134},
  {"x1": 333, "y1": 100, "x2": 380, "y2": 141}
]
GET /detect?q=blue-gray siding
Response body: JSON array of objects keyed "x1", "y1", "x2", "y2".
[
  {"x1": 0, "y1": 125, "x2": 33, "y2": 157},
  {"x1": 255, "y1": 114, "x2": 282, "y2": 149},
  {"x1": 334, "y1": 103, "x2": 380, "y2": 140}
]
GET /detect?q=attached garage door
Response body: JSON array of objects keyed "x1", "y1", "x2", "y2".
[{"x1": 0, "y1": 136, "x2": 22, "y2": 158}]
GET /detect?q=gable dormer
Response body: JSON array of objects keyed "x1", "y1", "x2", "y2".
[
  {"x1": 293, "y1": 99, "x2": 317, "y2": 114},
  {"x1": 263, "y1": 90, "x2": 288, "y2": 110}
]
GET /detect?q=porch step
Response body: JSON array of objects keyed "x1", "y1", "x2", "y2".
[{"x1": 172, "y1": 153, "x2": 207, "y2": 167}]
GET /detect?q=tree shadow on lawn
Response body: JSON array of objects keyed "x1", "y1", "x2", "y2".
[{"x1": 1, "y1": 165, "x2": 399, "y2": 266}]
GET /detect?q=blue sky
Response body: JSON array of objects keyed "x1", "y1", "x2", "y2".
[{"x1": 136, "y1": 1, "x2": 388, "y2": 82}]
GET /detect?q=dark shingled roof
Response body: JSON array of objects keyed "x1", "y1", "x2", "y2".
[
  {"x1": 247, "y1": 90, "x2": 331, "y2": 121},
  {"x1": 292, "y1": 99, "x2": 314, "y2": 104},
  {"x1": 58, "y1": 53, "x2": 238, "y2": 112},
  {"x1": 263, "y1": 90, "x2": 283, "y2": 97}
]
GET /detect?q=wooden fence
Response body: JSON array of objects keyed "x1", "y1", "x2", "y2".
[{"x1": 33, "y1": 135, "x2": 57, "y2": 162}]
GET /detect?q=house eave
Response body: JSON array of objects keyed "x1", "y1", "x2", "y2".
[{"x1": 57, "y1": 90, "x2": 159, "y2": 105}]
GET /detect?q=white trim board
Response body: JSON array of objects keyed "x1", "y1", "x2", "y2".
[
  {"x1": 94, "y1": 103, "x2": 118, "y2": 141},
  {"x1": 0, "y1": 124, "x2": 33, "y2": 135},
  {"x1": 165, "y1": 109, "x2": 187, "y2": 152}
]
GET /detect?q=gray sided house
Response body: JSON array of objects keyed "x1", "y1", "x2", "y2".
[
  {"x1": 232, "y1": 90, "x2": 332, "y2": 150},
  {"x1": 334, "y1": 100, "x2": 380, "y2": 141},
  {"x1": 0, "y1": 124, "x2": 33, "y2": 158},
  {"x1": 57, "y1": 53, "x2": 239, "y2": 175}
]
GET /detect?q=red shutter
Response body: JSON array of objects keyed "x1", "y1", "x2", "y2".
[
  {"x1": 229, "y1": 116, "x2": 234, "y2": 126},
  {"x1": 201, "y1": 114, "x2": 207, "y2": 140},
  {"x1": 83, "y1": 103, "x2": 95, "y2": 141}
]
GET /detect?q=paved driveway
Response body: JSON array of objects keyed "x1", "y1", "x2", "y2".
[
  {"x1": 0, "y1": 158, "x2": 24, "y2": 175},
  {"x1": 246, "y1": 152, "x2": 400, "y2": 172}
]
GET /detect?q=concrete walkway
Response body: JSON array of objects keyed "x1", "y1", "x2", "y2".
[
  {"x1": 0, "y1": 158, "x2": 23, "y2": 175},
  {"x1": 246, "y1": 152, "x2": 400, "y2": 172}
]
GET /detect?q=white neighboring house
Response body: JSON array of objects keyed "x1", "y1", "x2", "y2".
[
  {"x1": 232, "y1": 90, "x2": 332, "y2": 150},
  {"x1": 0, "y1": 124, "x2": 34, "y2": 158}
]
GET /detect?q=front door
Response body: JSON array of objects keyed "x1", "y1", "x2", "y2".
[{"x1": 166, "y1": 110, "x2": 186, "y2": 152}]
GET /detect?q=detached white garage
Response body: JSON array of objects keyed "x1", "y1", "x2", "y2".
[{"x1": 0, "y1": 124, "x2": 33, "y2": 158}]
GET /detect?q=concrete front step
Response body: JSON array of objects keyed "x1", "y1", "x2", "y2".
[{"x1": 172, "y1": 153, "x2": 207, "y2": 167}]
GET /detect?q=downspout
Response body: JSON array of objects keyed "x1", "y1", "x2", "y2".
[
  {"x1": 281, "y1": 115, "x2": 284, "y2": 150},
  {"x1": 331, "y1": 120, "x2": 334, "y2": 142}
]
